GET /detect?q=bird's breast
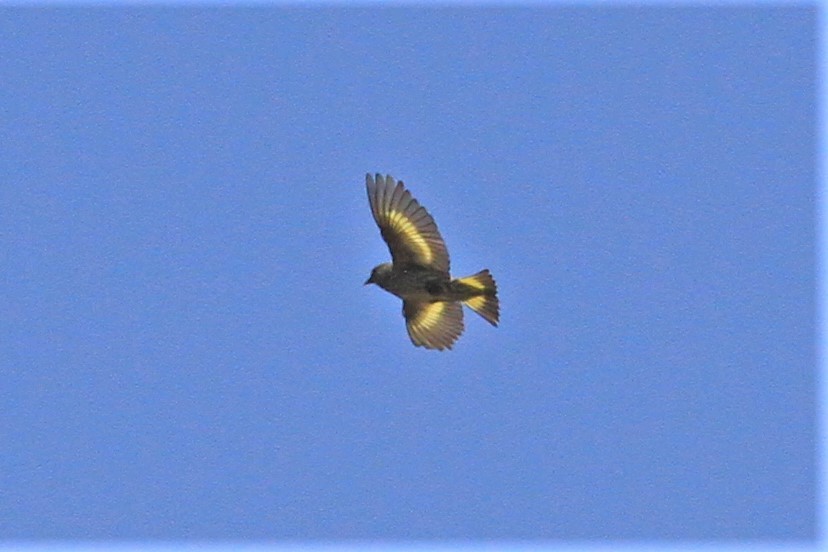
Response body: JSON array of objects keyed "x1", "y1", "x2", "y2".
[{"x1": 376, "y1": 266, "x2": 450, "y2": 301}]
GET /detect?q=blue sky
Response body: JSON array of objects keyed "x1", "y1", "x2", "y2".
[{"x1": 0, "y1": 3, "x2": 817, "y2": 549}]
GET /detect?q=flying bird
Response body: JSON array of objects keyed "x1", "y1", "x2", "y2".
[{"x1": 364, "y1": 173, "x2": 499, "y2": 350}]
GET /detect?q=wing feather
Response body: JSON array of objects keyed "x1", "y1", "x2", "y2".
[
  {"x1": 403, "y1": 300, "x2": 464, "y2": 351},
  {"x1": 366, "y1": 173, "x2": 450, "y2": 273}
]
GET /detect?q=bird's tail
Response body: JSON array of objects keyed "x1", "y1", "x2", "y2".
[{"x1": 454, "y1": 269, "x2": 499, "y2": 327}]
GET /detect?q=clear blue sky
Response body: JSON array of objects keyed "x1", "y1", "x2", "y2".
[{"x1": 0, "y1": 4, "x2": 817, "y2": 546}]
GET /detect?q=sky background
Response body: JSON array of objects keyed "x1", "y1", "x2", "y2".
[{"x1": 0, "y1": 4, "x2": 817, "y2": 546}]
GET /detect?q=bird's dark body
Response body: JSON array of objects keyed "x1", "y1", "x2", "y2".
[
  {"x1": 375, "y1": 265, "x2": 446, "y2": 301},
  {"x1": 370, "y1": 262, "x2": 488, "y2": 303}
]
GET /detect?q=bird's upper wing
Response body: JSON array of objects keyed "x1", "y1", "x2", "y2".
[
  {"x1": 403, "y1": 300, "x2": 464, "y2": 351},
  {"x1": 366, "y1": 174, "x2": 450, "y2": 273}
]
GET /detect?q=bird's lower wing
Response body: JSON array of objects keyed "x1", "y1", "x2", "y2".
[{"x1": 403, "y1": 300, "x2": 464, "y2": 351}]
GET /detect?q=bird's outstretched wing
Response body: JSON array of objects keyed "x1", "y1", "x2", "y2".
[
  {"x1": 403, "y1": 300, "x2": 464, "y2": 350},
  {"x1": 366, "y1": 174, "x2": 450, "y2": 273}
]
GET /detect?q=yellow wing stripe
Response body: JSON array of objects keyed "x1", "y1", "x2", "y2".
[
  {"x1": 405, "y1": 300, "x2": 465, "y2": 350},
  {"x1": 386, "y1": 211, "x2": 433, "y2": 265},
  {"x1": 367, "y1": 174, "x2": 450, "y2": 273},
  {"x1": 409, "y1": 302, "x2": 444, "y2": 332}
]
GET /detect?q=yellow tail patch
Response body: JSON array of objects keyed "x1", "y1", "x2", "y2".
[
  {"x1": 455, "y1": 270, "x2": 495, "y2": 292},
  {"x1": 457, "y1": 269, "x2": 499, "y2": 327}
]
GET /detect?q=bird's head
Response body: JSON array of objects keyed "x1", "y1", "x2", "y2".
[{"x1": 365, "y1": 263, "x2": 393, "y2": 286}]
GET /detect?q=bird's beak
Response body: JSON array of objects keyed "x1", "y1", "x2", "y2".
[{"x1": 364, "y1": 277, "x2": 372, "y2": 286}]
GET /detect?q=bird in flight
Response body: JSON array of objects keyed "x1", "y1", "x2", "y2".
[{"x1": 364, "y1": 173, "x2": 499, "y2": 350}]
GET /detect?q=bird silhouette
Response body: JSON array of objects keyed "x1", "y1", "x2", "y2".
[{"x1": 364, "y1": 174, "x2": 498, "y2": 350}]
